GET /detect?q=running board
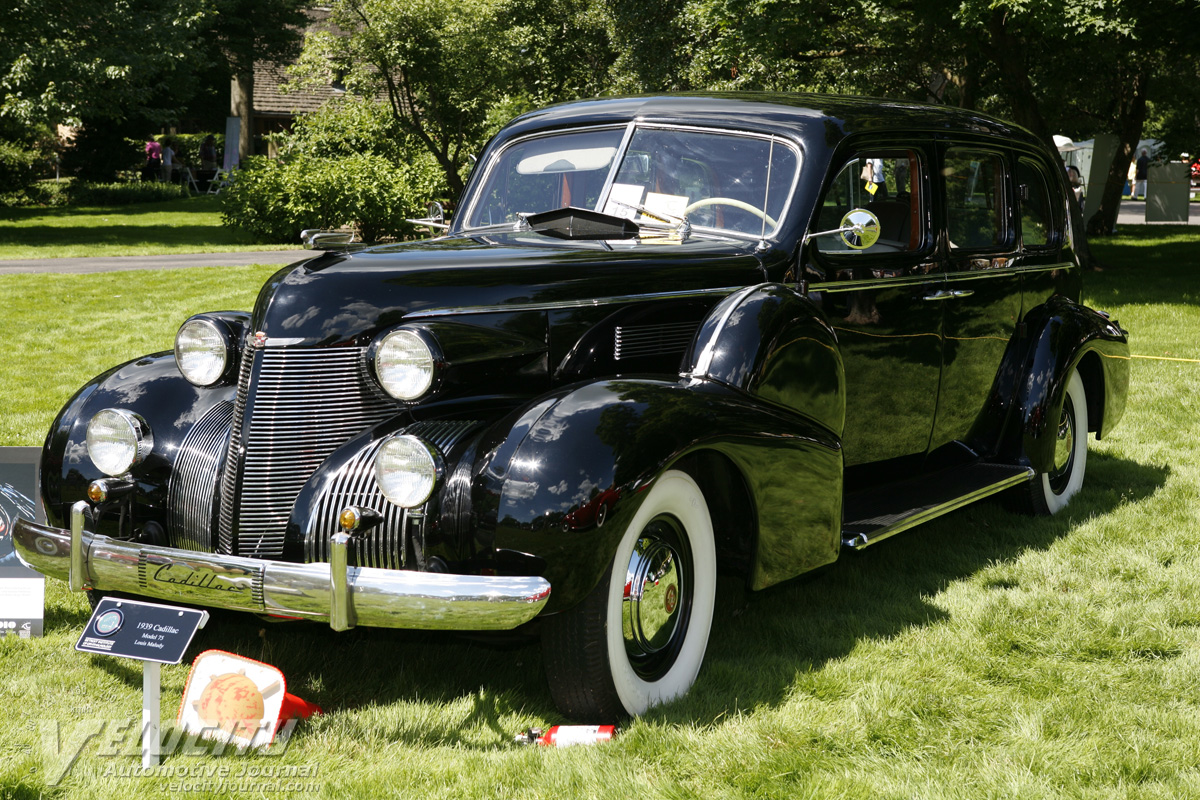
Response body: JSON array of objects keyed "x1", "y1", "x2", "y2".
[{"x1": 841, "y1": 463, "x2": 1035, "y2": 551}]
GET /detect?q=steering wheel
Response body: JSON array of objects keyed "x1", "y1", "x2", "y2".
[{"x1": 683, "y1": 197, "x2": 777, "y2": 229}]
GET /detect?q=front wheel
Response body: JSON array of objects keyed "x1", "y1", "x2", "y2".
[
  {"x1": 1017, "y1": 369, "x2": 1089, "y2": 515},
  {"x1": 542, "y1": 470, "x2": 717, "y2": 720}
]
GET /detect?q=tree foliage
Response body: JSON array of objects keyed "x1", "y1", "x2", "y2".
[{"x1": 291, "y1": 0, "x2": 612, "y2": 195}]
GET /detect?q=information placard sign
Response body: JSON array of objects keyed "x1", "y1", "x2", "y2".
[
  {"x1": 0, "y1": 447, "x2": 45, "y2": 638},
  {"x1": 77, "y1": 598, "x2": 209, "y2": 665}
]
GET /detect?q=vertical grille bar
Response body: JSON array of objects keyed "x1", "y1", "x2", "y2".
[{"x1": 217, "y1": 344, "x2": 255, "y2": 554}]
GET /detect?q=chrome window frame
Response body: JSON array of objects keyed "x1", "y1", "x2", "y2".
[{"x1": 460, "y1": 121, "x2": 803, "y2": 243}]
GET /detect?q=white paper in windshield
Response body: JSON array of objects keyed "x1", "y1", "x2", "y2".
[{"x1": 603, "y1": 183, "x2": 645, "y2": 219}]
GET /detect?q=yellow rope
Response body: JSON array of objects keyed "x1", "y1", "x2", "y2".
[{"x1": 1130, "y1": 354, "x2": 1200, "y2": 364}]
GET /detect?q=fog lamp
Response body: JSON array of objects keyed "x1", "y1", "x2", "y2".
[
  {"x1": 374, "y1": 435, "x2": 441, "y2": 508},
  {"x1": 86, "y1": 409, "x2": 152, "y2": 477}
]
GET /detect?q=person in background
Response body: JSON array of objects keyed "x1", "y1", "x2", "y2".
[
  {"x1": 200, "y1": 135, "x2": 219, "y2": 170},
  {"x1": 1134, "y1": 149, "x2": 1150, "y2": 200},
  {"x1": 161, "y1": 139, "x2": 177, "y2": 182},
  {"x1": 144, "y1": 138, "x2": 162, "y2": 181}
]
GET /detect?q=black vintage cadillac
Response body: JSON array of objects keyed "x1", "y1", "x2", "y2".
[{"x1": 14, "y1": 94, "x2": 1129, "y2": 720}]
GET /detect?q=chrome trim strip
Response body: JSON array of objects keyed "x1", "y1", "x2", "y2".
[
  {"x1": 692, "y1": 285, "x2": 760, "y2": 376},
  {"x1": 403, "y1": 285, "x2": 742, "y2": 320},
  {"x1": 841, "y1": 467, "x2": 1034, "y2": 551},
  {"x1": 810, "y1": 262, "x2": 1075, "y2": 294},
  {"x1": 13, "y1": 518, "x2": 552, "y2": 632},
  {"x1": 809, "y1": 273, "x2": 940, "y2": 293}
]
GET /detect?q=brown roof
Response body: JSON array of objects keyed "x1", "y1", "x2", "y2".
[{"x1": 251, "y1": 7, "x2": 342, "y2": 118}]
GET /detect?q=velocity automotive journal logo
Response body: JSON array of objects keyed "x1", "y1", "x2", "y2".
[{"x1": 38, "y1": 717, "x2": 307, "y2": 787}]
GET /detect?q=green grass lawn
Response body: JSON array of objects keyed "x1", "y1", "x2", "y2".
[
  {"x1": 0, "y1": 196, "x2": 299, "y2": 260},
  {"x1": 1, "y1": 228, "x2": 1198, "y2": 799}
]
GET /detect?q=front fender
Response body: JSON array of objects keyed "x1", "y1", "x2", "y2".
[
  {"x1": 42, "y1": 354, "x2": 237, "y2": 531},
  {"x1": 473, "y1": 378, "x2": 843, "y2": 612},
  {"x1": 1008, "y1": 297, "x2": 1130, "y2": 471}
]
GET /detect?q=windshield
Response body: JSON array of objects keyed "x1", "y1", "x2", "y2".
[{"x1": 463, "y1": 125, "x2": 800, "y2": 237}]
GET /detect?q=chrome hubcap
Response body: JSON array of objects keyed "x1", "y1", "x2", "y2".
[
  {"x1": 1049, "y1": 396, "x2": 1076, "y2": 494},
  {"x1": 622, "y1": 517, "x2": 690, "y2": 680}
]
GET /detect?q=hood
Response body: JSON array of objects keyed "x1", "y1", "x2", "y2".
[{"x1": 250, "y1": 232, "x2": 769, "y2": 346}]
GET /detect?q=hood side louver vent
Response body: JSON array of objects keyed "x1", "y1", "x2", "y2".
[{"x1": 614, "y1": 321, "x2": 699, "y2": 361}]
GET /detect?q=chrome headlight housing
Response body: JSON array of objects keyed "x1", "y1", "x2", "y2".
[
  {"x1": 86, "y1": 409, "x2": 153, "y2": 477},
  {"x1": 371, "y1": 328, "x2": 438, "y2": 401},
  {"x1": 374, "y1": 435, "x2": 442, "y2": 508},
  {"x1": 175, "y1": 317, "x2": 231, "y2": 386}
]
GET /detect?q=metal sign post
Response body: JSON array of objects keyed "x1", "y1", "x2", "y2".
[{"x1": 77, "y1": 598, "x2": 209, "y2": 767}]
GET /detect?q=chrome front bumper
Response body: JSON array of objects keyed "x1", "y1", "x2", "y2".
[{"x1": 12, "y1": 502, "x2": 551, "y2": 632}]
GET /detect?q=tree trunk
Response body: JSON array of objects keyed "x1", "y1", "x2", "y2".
[
  {"x1": 985, "y1": 9, "x2": 1055, "y2": 152},
  {"x1": 230, "y1": 71, "x2": 255, "y2": 162},
  {"x1": 1086, "y1": 69, "x2": 1150, "y2": 238}
]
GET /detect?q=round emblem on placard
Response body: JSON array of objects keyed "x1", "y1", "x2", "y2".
[
  {"x1": 94, "y1": 609, "x2": 124, "y2": 636},
  {"x1": 664, "y1": 584, "x2": 678, "y2": 615}
]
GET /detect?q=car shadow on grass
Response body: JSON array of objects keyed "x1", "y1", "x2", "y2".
[{"x1": 58, "y1": 451, "x2": 1169, "y2": 747}]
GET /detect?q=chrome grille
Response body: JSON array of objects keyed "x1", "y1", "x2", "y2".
[
  {"x1": 234, "y1": 347, "x2": 395, "y2": 558},
  {"x1": 168, "y1": 401, "x2": 233, "y2": 551},
  {"x1": 306, "y1": 419, "x2": 480, "y2": 568},
  {"x1": 614, "y1": 321, "x2": 698, "y2": 360}
]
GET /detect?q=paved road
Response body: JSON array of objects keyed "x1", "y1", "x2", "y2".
[
  {"x1": 0, "y1": 200, "x2": 1191, "y2": 275},
  {"x1": 0, "y1": 249, "x2": 307, "y2": 275},
  {"x1": 1115, "y1": 198, "x2": 1200, "y2": 227}
]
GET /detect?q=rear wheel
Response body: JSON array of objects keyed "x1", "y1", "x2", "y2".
[
  {"x1": 542, "y1": 470, "x2": 716, "y2": 720},
  {"x1": 1018, "y1": 369, "x2": 1088, "y2": 515}
]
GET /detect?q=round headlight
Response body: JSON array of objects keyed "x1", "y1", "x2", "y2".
[
  {"x1": 374, "y1": 435, "x2": 441, "y2": 508},
  {"x1": 175, "y1": 318, "x2": 228, "y2": 386},
  {"x1": 86, "y1": 409, "x2": 153, "y2": 477},
  {"x1": 374, "y1": 329, "x2": 436, "y2": 401}
]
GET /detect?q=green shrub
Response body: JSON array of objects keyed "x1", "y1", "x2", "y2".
[
  {"x1": 69, "y1": 181, "x2": 187, "y2": 205},
  {"x1": 221, "y1": 150, "x2": 446, "y2": 243},
  {"x1": 0, "y1": 141, "x2": 44, "y2": 205},
  {"x1": 219, "y1": 98, "x2": 451, "y2": 243}
]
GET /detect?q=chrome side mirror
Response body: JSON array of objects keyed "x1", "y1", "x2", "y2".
[
  {"x1": 406, "y1": 201, "x2": 450, "y2": 234},
  {"x1": 802, "y1": 208, "x2": 881, "y2": 250}
]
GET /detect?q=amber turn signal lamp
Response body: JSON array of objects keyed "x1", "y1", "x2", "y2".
[
  {"x1": 87, "y1": 478, "x2": 135, "y2": 504},
  {"x1": 338, "y1": 505, "x2": 383, "y2": 533}
]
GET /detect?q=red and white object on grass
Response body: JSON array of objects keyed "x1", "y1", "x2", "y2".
[
  {"x1": 516, "y1": 725, "x2": 618, "y2": 747},
  {"x1": 177, "y1": 649, "x2": 322, "y2": 749}
]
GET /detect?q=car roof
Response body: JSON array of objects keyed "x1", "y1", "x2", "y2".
[{"x1": 499, "y1": 93, "x2": 1045, "y2": 152}]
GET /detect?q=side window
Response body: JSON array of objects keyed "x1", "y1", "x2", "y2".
[
  {"x1": 943, "y1": 150, "x2": 1008, "y2": 250},
  {"x1": 1017, "y1": 158, "x2": 1055, "y2": 248},
  {"x1": 816, "y1": 150, "x2": 923, "y2": 254}
]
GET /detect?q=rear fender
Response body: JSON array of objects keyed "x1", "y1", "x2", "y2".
[
  {"x1": 472, "y1": 378, "x2": 843, "y2": 612},
  {"x1": 685, "y1": 283, "x2": 844, "y2": 437},
  {"x1": 1005, "y1": 298, "x2": 1129, "y2": 471}
]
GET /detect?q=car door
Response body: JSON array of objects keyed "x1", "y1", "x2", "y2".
[
  {"x1": 928, "y1": 144, "x2": 1023, "y2": 456},
  {"x1": 809, "y1": 141, "x2": 944, "y2": 480}
]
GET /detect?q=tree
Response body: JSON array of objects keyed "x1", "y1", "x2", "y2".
[
  {"x1": 943, "y1": 0, "x2": 1200, "y2": 236},
  {"x1": 0, "y1": 0, "x2": 206, "y2": 130},
  {"x1": 292, "y1": 0, "x2": 612, "y2": 197}
]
